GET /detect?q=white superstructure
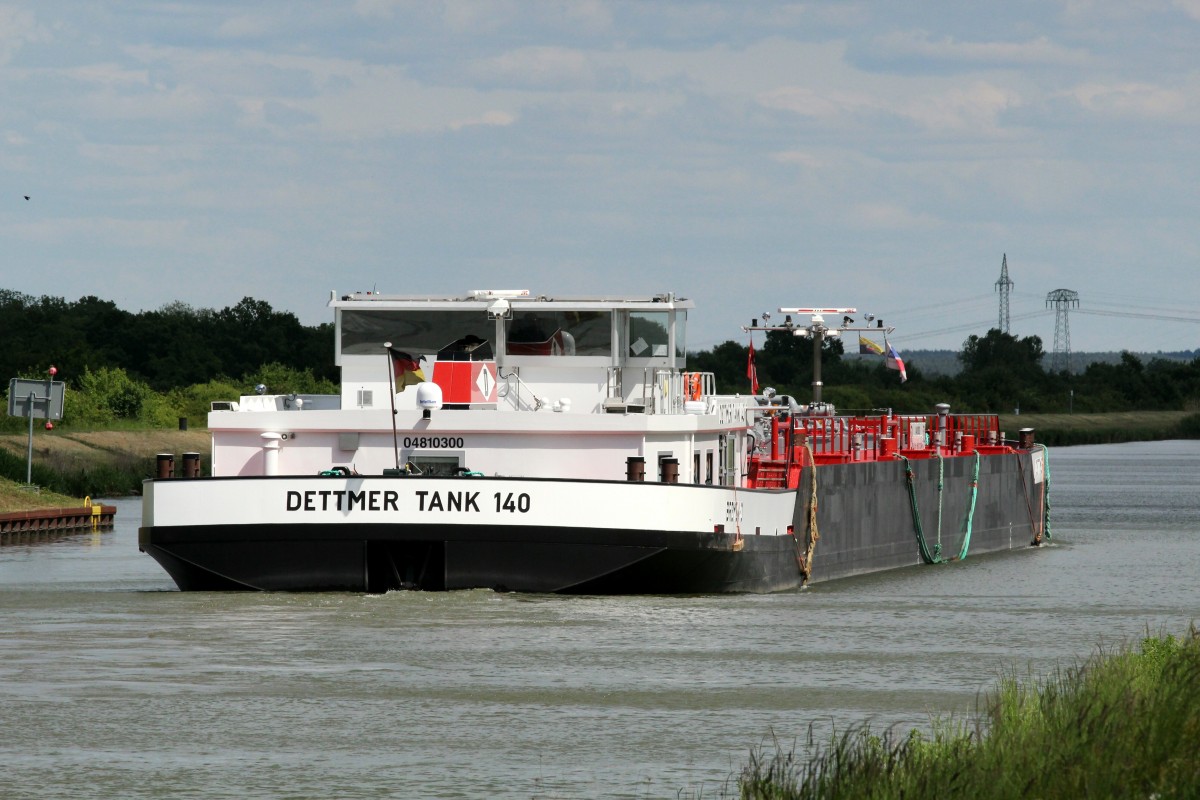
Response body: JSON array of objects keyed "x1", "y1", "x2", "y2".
[{"x1": 207, "y1": 290, "x2": 753, "y2": 488}]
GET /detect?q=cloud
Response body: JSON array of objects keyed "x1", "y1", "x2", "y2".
[
  {"x1": 771, "y1": 150, "x2": 826, "y2": 169},
  {"x1": 1173, "y1": 0, "x2": 1200, "y2": 21},
  {"x1": 62, "y1": 63, "x2": 151, "y2": 88},
  {"x1": 0, "y1": 6, "x2": 46, "y2": 65},
  {"x1": 902, "y1": 81, "x2": 1022, "y2": 133},
  {"x1": 758, "y1": 79, "x2": 1021, "y2": 135},
  {"x1": 14, "y1": 215, "x2": 191, "y2": 249},
  {"x1": 1066, "y1": 81, "x2": 1190, "y2": 117},
  {"x1": 852, "y1": 202, "x2": 942, "y2": 230},
  {"x1": 757, "y1": 85, "x2": 876, "y2": 121},
  {"x1": 466, "y1": 46, "x2": 598, "y2": 90},
  {"x1": 217, "y1": 14, "x2": 275, "y2": 40},
  {"x1": 448, "y1": 110, "x2": 516, "y2": 130},
  {"x1": 441, "y1": 0, "x2": 612, "y2": 36},
  {"x1": 867, "y1": 30, "x2": 1089, "y2": 68}
]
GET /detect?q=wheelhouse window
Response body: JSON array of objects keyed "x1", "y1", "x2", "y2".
[
  {"x1": 340, "y1": 310, "x2": 494, "y2": 356},
  {"x1": 628, "y1": 311, "x2": 670, "y2": 358},
  {"x1": 505, "y1": 310, "x2": 611, "y2": 356}
]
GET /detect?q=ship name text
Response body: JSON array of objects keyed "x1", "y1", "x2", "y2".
[
  {"x1": 284, "y1": 488, "x2": 531, "y2": 514},
  {"x1": 287, "y1": 489, "x2": 399, "y2": 512}
]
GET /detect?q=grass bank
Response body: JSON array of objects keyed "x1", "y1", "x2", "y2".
[
  {"x1": 997, "y1": 410, "x2": 1198, "y2": 446},
  {"x1": 735, "y1": 628, "x2": 1200, "y2": 799},
  {"x1": 0, "y1": 480, "x2": 86, "y2": 514},
  {"x1": 0, "y1": 429, "x2": 210, "y2": 500}
]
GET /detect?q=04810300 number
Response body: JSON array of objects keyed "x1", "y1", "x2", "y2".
[{"x1": 403, "y1": 436, "x2": 465, "y2": 449}]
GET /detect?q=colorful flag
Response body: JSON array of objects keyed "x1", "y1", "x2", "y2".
[
  {"x1": 886, "y1": 342, "x2": 907, "y2": 383},
  {"x1": 388, "y1": 348, "x2": 426, "y2": 390},
  {"x1": 858, "y1": 336, "x2": 884, "y2": 356},
  {"x1": 747, "y1": 337, "x2": 760, "y2": 395}
]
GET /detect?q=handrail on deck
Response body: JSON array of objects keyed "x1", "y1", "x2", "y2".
[{"x1": 788, "y1": 412, "x2": 1003, "y2": 460}]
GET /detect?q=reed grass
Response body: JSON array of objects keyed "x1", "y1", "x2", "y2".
[
  {"x1": 736, "y1": 628, "x2": 1200, "y2": 799},
  {"x1": 0, "y1": 440, "x2": 151, "y2": 497},
  {"x1": 0, "y1": 429, "x2": 210, "y2": 499}
]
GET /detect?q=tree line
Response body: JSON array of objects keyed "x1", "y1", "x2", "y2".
[
  {"x1": 1, "y1": 290, "x2": 335, "y2": 390},
  {"x1": 690, "y1": 328, "x2": 1200, "y2": 416},
  {"x1": 1, "y1": 290, "x2": 336, "y2": 430},
  {"x1": 3, "y1": 290, "x2": 1199, "y2": 430}
]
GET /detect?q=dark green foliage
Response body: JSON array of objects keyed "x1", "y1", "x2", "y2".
[
  {"x1": 690, "y1": 340, "x2": 760, "y2": 395},
  {"x1": 0, "y1": 291, "x2": 335, "y2": 391},
  {"x1": 1180, "y1": 413, "x2": 1200, "y2": 438}
]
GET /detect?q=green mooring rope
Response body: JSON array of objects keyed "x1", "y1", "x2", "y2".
[{"x1": 898, "y1": 451, "x2": 982, "y2": 565}]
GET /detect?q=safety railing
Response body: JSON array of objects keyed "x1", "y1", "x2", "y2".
[{"x1": 788, "y1": 413, "x2": 1004, "y2": 464}]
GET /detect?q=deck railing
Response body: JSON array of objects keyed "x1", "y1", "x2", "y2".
[{"x1": 786, "y1": 412, "x2": 1007, "y2": 464}]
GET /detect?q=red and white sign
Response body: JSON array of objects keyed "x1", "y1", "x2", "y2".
[{"x1": 432, "y1": 360, "x2": 497, "y2": 405}]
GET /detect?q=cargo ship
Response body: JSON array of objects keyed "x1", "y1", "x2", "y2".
[{"x1": 139, "y1": 290, "x2": 1049, "y2": 592}]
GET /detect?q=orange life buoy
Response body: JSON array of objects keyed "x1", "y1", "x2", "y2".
[{"x1": 685, "y1": 372, "x2": 702, "y2": 401}]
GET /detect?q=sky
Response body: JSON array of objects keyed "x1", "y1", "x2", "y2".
[{"x1": 3, "y1": 1, "x2": 1199, "y2": 356}]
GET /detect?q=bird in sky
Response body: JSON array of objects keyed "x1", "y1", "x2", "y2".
[{"x1": 24, "y1": 195, "x2": 30, "y2": 200}]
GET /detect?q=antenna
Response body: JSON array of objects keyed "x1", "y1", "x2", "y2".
[
  {"x1": 995, "y1": 253, "x2": 1014, "y2": 334},
  {"x1": 1046, "y1": 289, "x2": 1080, "y2": 374}
]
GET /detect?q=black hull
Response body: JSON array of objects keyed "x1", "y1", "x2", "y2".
[
  {"x1": 140, "y1": 524, "x2": 801, "y2": 594},
  {"x1": 140, "y1": 451, "x2": 1046, "y2": 594}
]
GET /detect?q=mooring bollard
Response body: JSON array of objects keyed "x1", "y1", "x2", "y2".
[
  {"x1": 626, "y1": 456, "x2": 645, "y2": 482},
  {"x1": 156, "y1": 453, "x2": 175, "y2": 479},
  {"x1": 661, "y1": 458, "x2": 679, "y2": 483},
  {"x1": 182, "y1": 452, "x2": 201, "y2": 478}
]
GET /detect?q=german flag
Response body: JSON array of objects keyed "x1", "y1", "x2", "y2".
[{"x1": 388, "y1": 348, "x2": 426, "y2": 390}]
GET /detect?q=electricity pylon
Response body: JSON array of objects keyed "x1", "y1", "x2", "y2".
[
  {"x1": 995, "y1": 253, "x2": 1014, "y2": 334},
  {"x1": 1046, "y1": 289, "x2": 1080, "y2": 374}
]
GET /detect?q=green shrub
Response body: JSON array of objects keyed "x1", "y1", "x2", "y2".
[
  {"x1": 1179, "y1": 412, "x2": 1200, "y2": 438},
  {"x1": 242, "y1": 362, "x2": 337, "y2": 395},
  {"x1": 166, "y1": 378, "x2": 244, "y2": 426},
  {"x1": 66, "y1": 367, "x2": 177, "y2": 426}
]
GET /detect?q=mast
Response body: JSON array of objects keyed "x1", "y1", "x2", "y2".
[{"x1": 745, "y1": 308, "x2": 894, "y2": 406}]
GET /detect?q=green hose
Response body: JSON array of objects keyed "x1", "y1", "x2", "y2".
[
  {"x1": 899, "y1": 455, "x2": 942, "y2": 565},
  {"x1": 958, "y1": 452, "x2": 981, "y2": 561},
  {"x1": 899, "y1": 452, "x2": 982, "y2": 565}
]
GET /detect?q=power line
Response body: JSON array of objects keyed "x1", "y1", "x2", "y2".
[
  {"x1": 893, "y1": 309, "x2": 1051, "y2": 345},
  {"x1": 1075, "y1": 308, "x2": 1200, "y2": 325},
  {"x1": 876, "y1": 292, "x2": 995, "y2": 318},
  {"x1": 1014, "y1": 288, "x2": 1199, "y2": 318}
]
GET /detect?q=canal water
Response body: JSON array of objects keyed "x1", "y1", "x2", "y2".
[{"x1": 2, "y1": 440, "x2": 1199, "y2": 799}]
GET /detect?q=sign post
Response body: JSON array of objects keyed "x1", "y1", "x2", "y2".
[{"x1": 6, "y1": 367, "x2": 66, "y2": 486}]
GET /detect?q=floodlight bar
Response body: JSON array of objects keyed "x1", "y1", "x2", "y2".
[{"x1": 471, "y1": 289, "x2": 531, "y2": 299}]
